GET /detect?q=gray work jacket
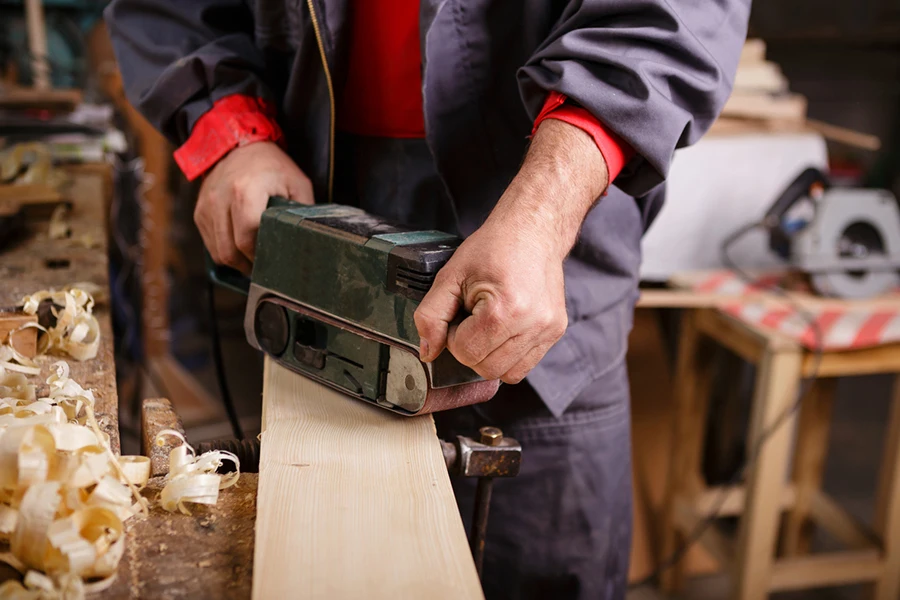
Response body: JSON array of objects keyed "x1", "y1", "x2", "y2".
[{"x1": 105, "y1": 0, "x2": 750, "y2": 416}]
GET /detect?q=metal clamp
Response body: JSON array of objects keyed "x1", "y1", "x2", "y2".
[{"x1": 441, "y1": 427, "x2": 522, "y2": 578}]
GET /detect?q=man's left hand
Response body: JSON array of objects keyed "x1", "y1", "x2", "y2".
[{"x1": 414, "y1": 119, "x2": 609, "y2": 384}]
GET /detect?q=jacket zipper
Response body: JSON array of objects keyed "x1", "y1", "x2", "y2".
[{"x1": 305, "y1": 0, "x2": 335, "y2": 203}]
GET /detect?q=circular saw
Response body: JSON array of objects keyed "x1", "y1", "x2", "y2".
[{"x1": 765, "y1": 168, "x2": 900, "y2": 299}]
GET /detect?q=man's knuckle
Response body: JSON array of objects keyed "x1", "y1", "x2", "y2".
[
  {"x1": 506, "y1": 294, "x2": 530, "y2": 319},
  {"x1": 461, "y1": 340, "x2": 484, "y2": 364},
  {"x1": 236, "y1": 235, "x2": 254, "y2": 256},
  {"x1": 230, "y1": 177, "x2": 249, "y2": 198},
  {"x1": 502, "y1": 371, "x2": 525, "y2": 385},
  {"x1": 549, "y1": 315, "x2": 567, "y2": 339},
  {"x1": 451, "y1": 339, "x2": 479, "y2": 366},
  {"x1": 218, "y1": 245, "x2": 242, "y2": 268},
  {"x1": 476, "y1": 365, "x2": 499, "y2": 381}
]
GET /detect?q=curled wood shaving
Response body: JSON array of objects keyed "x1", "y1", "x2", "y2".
[
  {"x1": 0, "y1": 286, "x2": 239, "y2": 596},
  {"x1": 0, "y1": 345, "x2": 41, "y2": 377},
  {"x1": 47, "y1": 206, "x2": 71, "y2": 241},
  {"x1": 0, "y1": 361, "x2": 148, "y2": 599},
  {"x1": 20, "y1": 289, "x2": 99, "y2": 361},
  {"x1": 155, "y1": 429, "x2": 240, "y2": 515},
  {"x1": 0, "y1": 570, "x2": 84, "y2": 599}
]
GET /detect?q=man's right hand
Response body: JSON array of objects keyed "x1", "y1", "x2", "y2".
[{"x1": 195, "y1": 141, "x2": 314, "y2": 274}]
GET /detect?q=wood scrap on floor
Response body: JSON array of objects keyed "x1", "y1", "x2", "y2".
[{"x1": 253, "y1": 359, "x2": 483, "y2": 600}]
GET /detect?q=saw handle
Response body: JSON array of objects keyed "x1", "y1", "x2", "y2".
[
  {"x1": 764, "y1": 167, "x2": 830, "y2": 227},
  {"x1": 765, "y1": 167, "x2": 830, "y2": 257},
  {"x1": 206, "y1": 196, "x2": 299, "y2": 295}
]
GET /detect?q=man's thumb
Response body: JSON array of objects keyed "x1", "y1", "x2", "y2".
[{"x1": 413, "y1": 278, "x2": 462, "y2": 362}]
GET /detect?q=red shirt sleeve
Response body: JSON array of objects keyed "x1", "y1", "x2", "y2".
[
  {"x1": 173, "y1": 95, "x2": 284, "y2": 181},
  {"x1": 532, "y1": 91, "x2": 634, "y2": 184}
]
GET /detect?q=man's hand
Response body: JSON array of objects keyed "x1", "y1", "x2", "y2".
[
  {"x1": 414, "y1": 119, "x2": 609, "y2": 383},
  {"x1": 196, "y1": 141, "x2": 314, "y2": 273}
]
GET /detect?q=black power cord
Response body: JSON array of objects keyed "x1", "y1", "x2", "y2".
[
  {"x1": 629, "y1": 221, "x2": 825, "y2": 591},
  {"x1": 207, "y1": 280, "x2": 246, "y2": 440}
]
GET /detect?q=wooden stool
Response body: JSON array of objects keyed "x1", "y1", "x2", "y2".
[{"x1": 659, "y1": 307, "x2": 900, "y2": 600}]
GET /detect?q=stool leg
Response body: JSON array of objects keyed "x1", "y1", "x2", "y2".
[
  {"x1": 732, "y1": 345, "x2": 802, "y2": 600},
  {"x1": 868, "y1": 375, "x2": 900, "y2": 600},
  {"x1": 660, "y1": 310, "x2": 716, "y2": 594},
  {"x1": 781, "y1": 378, "x2": 837, "y2": 557}
]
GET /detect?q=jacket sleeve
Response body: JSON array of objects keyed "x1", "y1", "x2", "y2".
[
  {"x1": 104, "y1": 0, "x2": 273, "y2": 146},
  {"x1": 518, "y1": 0, "x2": 751, "y2": 197}
]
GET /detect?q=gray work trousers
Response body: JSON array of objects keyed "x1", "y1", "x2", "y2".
[{"x1": 335, "y1": 134, "x2": 634, "y2": 600}]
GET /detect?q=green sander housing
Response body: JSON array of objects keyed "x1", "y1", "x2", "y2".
[{"x1": 228, "y1": 200, "x2": 499, "y2": 416}]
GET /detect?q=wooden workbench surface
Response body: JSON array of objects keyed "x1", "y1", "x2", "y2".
[
  {"x1": 106, "y1": 473, "x2": 258, "y2": 599},
  {"x1": 0, "y1": 166, "x2": 119, "y2": 452},
  {"x1": 2, "y1": 166, "x2": 258, "y2": 597}
]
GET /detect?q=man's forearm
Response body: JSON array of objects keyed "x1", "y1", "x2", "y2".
[
  {"x1": 488, "y1": 120, "x2": 609, "y2": 258},
  {"x1": 485, "y1": 118, "x2": 609, "y2": 261}
]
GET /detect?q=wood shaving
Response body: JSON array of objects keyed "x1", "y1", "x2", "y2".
[
  {"x1": 0, "y1": 360, "x2": 147, "y2": 598},
  {"x1": 47, "y1": 206, "x2": 71, "y2": 241},
  {"x1": 0, "y1": 287, "x2": 240, "y2": 596},
  {"x1": 154, "y1": 430, "x2": 240, "y2": 516},
  {"x1": 19, "y1": 289, "x2": 99, "y2": 361}
]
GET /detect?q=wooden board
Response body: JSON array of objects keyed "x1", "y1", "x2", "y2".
[
  {"x1": 0, "y1": 184, "x2": 64, "y2": 215},
  {"x1": 733, "y1": 62, "x2": 788, "y2": 94},
  {"x1": 740, "y1": 39, "x2": 767, "y2": 64},
  {"x1": 0, "y1": 87, "x2": 81, "y2": 111},
  {"x1": 253, "y1": 359, "x2": 483, "y2": 600},
  {"x1": 722, "y1": 92, "x2": 808, "y2": 122}
]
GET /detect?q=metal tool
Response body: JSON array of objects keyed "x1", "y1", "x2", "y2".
[
  {"x1": 210, "y1": 198, "x2": 500, "y2": 416},
  {"x1": 441, "y1": 426, "x2": 523, "y2": 577},
  {"x1": 765, "y1": 167, "x2": 900, "y2": 298},
  {"x1": 200, "y1": 426, "x2": 522, "y2": 579}
]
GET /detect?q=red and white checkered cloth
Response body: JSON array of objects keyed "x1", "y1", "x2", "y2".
[{"x1": 691, "y1": 271, "x2": 900, "y2": 351}]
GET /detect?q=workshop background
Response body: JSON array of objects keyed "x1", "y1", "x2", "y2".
[{"x1": 1, "y1": 0, "x2": 900, "y2": 598}]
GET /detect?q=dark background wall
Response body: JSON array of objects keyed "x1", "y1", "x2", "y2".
[{"x1": 749, "y1": 0, "x2": 900, "y2": 189}]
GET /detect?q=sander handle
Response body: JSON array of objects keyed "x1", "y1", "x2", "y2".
[
  {"x1": 206, "y1": 196, "x2": 296, "y2": 295},
  {"x1": 207, "y1": 256, "x2": 250, "y2": 295}
]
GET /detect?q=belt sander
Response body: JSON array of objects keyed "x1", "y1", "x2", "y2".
[{"x1": 212, "y1": 198, "x2": 499, "y2": 416}]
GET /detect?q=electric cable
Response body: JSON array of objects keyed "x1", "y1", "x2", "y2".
[
  {"x1": 208, "y1": 280, "x2": 246, "y2": 440},
  {"x1": 628, "y1": 221, "x2": 825, "y2": 590}
]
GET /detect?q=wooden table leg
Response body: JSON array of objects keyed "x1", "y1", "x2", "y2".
[
  {"x1": 660, "y1": 310, "x2": 717, "y2": 593},
  {"x1": 868, "y1": 375, "x2": 900, "y2": 600},
  {"x1": 781, "y1": 378, "x2": 837, "y2": 557},
  {"x1": 733, "y1": 344, "x2": 803, "y2": 600}
]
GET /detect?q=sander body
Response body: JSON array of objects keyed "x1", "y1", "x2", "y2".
[{"x1": 212, "y1": 199, "x2": 498, "y2": 416}]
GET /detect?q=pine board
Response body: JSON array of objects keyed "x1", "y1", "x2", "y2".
[{"x1": 252, "y1": 359, "x2": 483, "y2": 600}]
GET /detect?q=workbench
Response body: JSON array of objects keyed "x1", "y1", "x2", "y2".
[{"x1": 1, "y1": 166, "x2": 257, "y2": 598}]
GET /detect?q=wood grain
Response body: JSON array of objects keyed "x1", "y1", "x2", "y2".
[{"x1": 253, "y1": 359, "x2": 483, "y2": 600}]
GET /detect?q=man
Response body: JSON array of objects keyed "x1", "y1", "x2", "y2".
[{"x1": 105, "y1": 1, "x2": 750, "y2": 597}]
